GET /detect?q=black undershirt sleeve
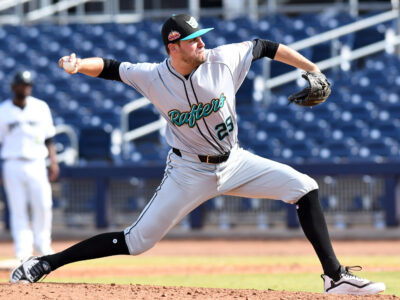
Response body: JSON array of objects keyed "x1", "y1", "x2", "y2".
[
  {"x1": 44, "y1": 137, "x2": 54, "y2": 146},
  {"x1": 252, "y1": 39, "x2": 279, "y2": 62},
  {"x1": 98, "y1": 58, "x2": 122, "y2": 81}
]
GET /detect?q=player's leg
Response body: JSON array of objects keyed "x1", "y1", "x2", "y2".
[
  {"x1": 219, "y1": 147, "x2": 317, "y2": 202},
  {"x1": 26, "y1": 160, "x2": 54, "y2": 256},
  {"x1": 222, "y1": 148, "x2": 384, "y2": 294},
  {"x1": 10, "y1": 151, "x2": 218, "y2": 283},
  {"x1": 45, "y1": 155, "x2": 217, "y2": 270},
  {"x1": 224, "y1": 166, "x2": 340, "y2": 277},
  {"x1": 2, "y1": 160, "x2": 34, "y2": 260},
  {"x1": 123, "y1": 154, "x2": 218, "y2": 255},
  {"x1": 221, "y1": 149, "x2": 340, "y2": 272}
]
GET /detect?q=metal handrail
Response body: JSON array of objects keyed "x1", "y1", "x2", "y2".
[
  {"x1": 121, "y1": 97, "x2": 150, "y2": 136},
  {"x1": 123, "y1": 119, "x2": 165, "y2": 142},
  {"x1": 25, "y1": 0, "x2": 92, "y2": 23},
  {"x1": 0, "y1": 0, "x2": 30, "y2": 12},
  {"x1": 55, "y1": 124, "x2": 79, "y2": 165},
  {"x1": 120, "y1": 97, "x2": 165, "y2": 158},
  {"x1": 265, "y1": 35, "x2": 400, "y2": 89},
  {"x1": 0, "y1": 1, "x2": 395, "y2": 25},
  {"x1": 290, "y1": 10, "x2": 398, "y2": 51}
]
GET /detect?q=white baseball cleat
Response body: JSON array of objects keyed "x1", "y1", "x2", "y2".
[
  {"x1": 322, "y1": 266, "x2": 386, "y2": 295},
  {"x1": 10, "y1": 256, "x2": 51, "y2": 283}
]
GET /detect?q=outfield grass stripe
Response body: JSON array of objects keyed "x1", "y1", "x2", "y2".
[{"x1": 71, "y1": 255, "x2": 400, "y2": 267}]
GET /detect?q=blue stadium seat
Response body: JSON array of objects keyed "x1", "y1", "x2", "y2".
[
  {"x1": 249, "y1": 142, "x2": 277, "y2": 158},
  {"x1": 353, "y1": 26, "x2": 385, "y2": 49},
  {"x1": 263, "y1": 122, "x2": 291, "y2": 140},
  {"x1": 97, "y1": 110, "x2": 120, "y2": 128},
  {"x1": 270, "y1": 60, "x2": 295, "y2": 77},
  {"x1": 376, "y1": 121, "x2": 400, "y2": 140},
  {"x1": 321, "y1": 141, "x2": 353, "y2": 161},
  {"x1": 60, "y1": 111, "x2": 85, "y2": 127},
  {"x1": 298, "y1": 121, "x2": 331, "y2": 144},
  {"x1": 134, "y1": 142, "x2": 163, "y2": 163},
  {"x1": 287, "y1": 140, "x2": 318, "y2": 161},
  {"x1": 311, "y1": 42, "x2": 332, "y2": 62},
  {"x1": 363, "y1": 139, "x2": 393, "y2": 162},
  {"x1": 337, "y1": 121, "x2": 368, "y2": 140},
  {"x1": 236, "y1": 77, "x2": 254, "y2": 104},
  {"x1": 78, "y1": 126, "x2": 112, "y2": 162}
]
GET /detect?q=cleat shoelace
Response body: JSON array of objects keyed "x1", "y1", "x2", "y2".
[
  {"x1": 341, "y1": 265, "x2": 363, "y2": 280},
  {"x1": 28, "y1": 260, "x2": 51, "y2": 282},
  {"x1": 12, "y1": 269, "x2": 24, "y2": 281}
]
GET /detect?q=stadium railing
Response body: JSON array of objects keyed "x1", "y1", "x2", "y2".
[
  {"x1": 0, "y1": 0, "x2": 395, "y2": 25},
  {"x1": 54, "y1": 124, "x2": 79, "y2": 165},
  {"x1": 120, "y1": 98, "x2": 166, "y2": 159}
]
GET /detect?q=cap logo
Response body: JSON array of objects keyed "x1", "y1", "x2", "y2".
[
  {"x1": 168, "y1": 31, "x2": 181, "y2": 41},
  {"x1": 22, "y1": 71, "x2": 31, "y2": 81},
  {"x1": 185, "y1": 17, "x2": 198, "y2": 28}
]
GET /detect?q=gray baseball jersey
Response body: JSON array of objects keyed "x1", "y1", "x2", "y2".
[
  {"x1": 119, "y1": 42, "x2": 318, "y2": 255},
  {"x1": 119, "y1": 41, "x2": 254, "y2": 155}
]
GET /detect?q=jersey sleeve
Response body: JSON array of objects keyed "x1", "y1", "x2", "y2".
[
  {"x1": 119, "y1": 62, "x2": 158, "y2": 98},
  {"x1": 215, "y1": 41, "x2": 254, "y2": 92},
  {"x1": 0, "y1": 125, "x2": 4, "y2": 144},
  {"x1": 42, "y1": 103, "x2": 56, "y2": 139},
  {"x1": 0, "y1": 108, "x2": 6, "y2": 143}
]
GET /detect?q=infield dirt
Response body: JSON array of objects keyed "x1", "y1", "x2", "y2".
[
  {"x1": 0, "y1": 239, "x2": 399, "y2": 299},
  {"x1": 0, "y1": 282, "x2": 399, "y2": 300}
]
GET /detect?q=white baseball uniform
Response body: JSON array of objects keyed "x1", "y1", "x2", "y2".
[
  {"x1": 118, "y1": 41, "x2": 318, "y2": 255},
  {"x1": 0, "y1": 96, "x2": 55, "y2": 260}
]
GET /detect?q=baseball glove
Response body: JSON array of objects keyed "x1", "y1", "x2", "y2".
[{"x1": 288, "y1": 71, "x2": 331, "y2": 107}]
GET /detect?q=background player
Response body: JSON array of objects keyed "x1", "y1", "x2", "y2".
[
  {"x1": 0, "y1": 71, "x2": 59, "y2": 261},
  {"x1": 10, "y1": 14, "x2": 385, "y2": 295}
]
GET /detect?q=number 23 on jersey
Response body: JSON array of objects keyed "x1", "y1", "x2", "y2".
[{"x1": 215, "y1": 115, "x2": 234, "y2": 141}]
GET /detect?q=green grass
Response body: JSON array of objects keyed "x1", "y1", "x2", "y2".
[
  {"x1": 70, "y1": 255, "x2": 400, "y2": 267},
  {"x1": 2, "y1": 255, "x2": 399, "y2": 295}
]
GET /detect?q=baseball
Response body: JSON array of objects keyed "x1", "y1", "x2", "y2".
[{"x1": 62, "y1": 56, "x2": 77, "y2": 73}]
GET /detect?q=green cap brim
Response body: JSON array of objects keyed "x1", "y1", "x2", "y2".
[{"x1": 181, "y1": 28, "x2": 214, "y2": 40}]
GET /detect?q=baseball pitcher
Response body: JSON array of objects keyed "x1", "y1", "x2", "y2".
[{"x1": 10, "y1": 15, "x2": 384, "y2": 295}]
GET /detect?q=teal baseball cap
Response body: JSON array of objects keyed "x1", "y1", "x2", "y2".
[{"x1": 161, "y1": 14, "x2": 214, "y2": 46}]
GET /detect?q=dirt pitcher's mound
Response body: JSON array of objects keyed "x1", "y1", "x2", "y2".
[{"x1": 0, "y1": 283, "x2": 398, "y2": 300}]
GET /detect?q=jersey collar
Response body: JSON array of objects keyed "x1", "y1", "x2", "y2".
[{"x1": 166, "y1": 58, "x2": 202, "y2": 81}]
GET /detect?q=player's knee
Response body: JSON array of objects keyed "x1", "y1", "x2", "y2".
[
  {"x1": 297, "y1": 176, "x2": 318, "y2": 200},
  {"x1": 130, "y1": 240, "x2": 156, "y2": 255},
  {"x1": 303, "y1": 175, "x2": 318, "y2": 191},
  {"x1": 283, "y1": 175, "x2": 318, "y2": 204},
  {"x1": 123, "y1": 228, "x2": 158, "y2": 255},
  {"x1": 35, "y1": 201, "x2": 52, "y2": 211}
]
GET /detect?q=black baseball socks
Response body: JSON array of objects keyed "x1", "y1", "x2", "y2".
[
  {"x1": 296, "y1": 189, "x2": 342, "y2": 281},
  {"x1": 41, "y1": 231, "x2": 130, "y2": 271}
]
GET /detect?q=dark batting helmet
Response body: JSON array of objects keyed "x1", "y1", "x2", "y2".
[{"x1": 12, "y1": 70, "x2": 34, "y2": 86}]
